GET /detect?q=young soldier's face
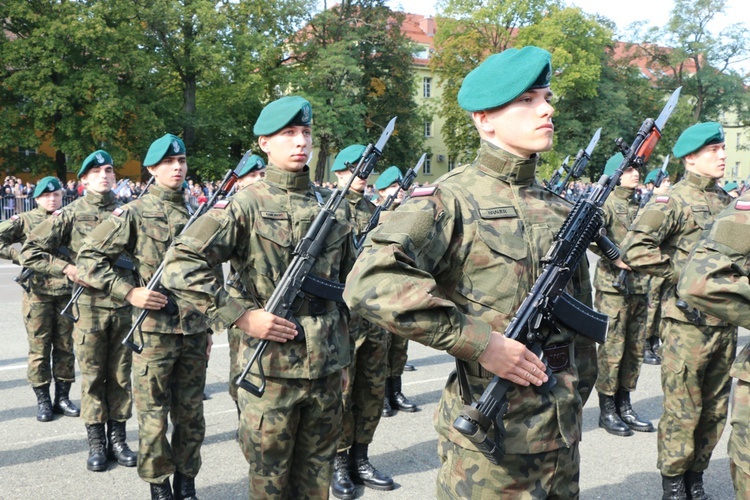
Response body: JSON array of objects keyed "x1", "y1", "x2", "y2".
[
  {"x1": 81, "y1": 165, "x2": 116, "y2": 195},
  {"x1": 149, "y1": 155, "x2": 188, "y2": 190},
  {"x1": 378, "y1": 183, "x2": 403, "y2": 205},
  {"x1": 620, "y1": 166, "x2": 640, "y2": 189},
  {"x1": 473, "y1": 88, "x2": 554, "y2": 158},
  {"x1": 237, "y1": 168, "x2": 266, "y2": 189},
  {"x1": 686, "y1": 142, "x2": 726, "y2": 179},
  {"x1": 36, "y1": 189, "x2": 63, "y2": 212},
  {"x1": 259, "y1": 125, "x2": 312, "y2": 172},
  {"x1": 334, "y1": 170, "x2": 367, "y2": 193}
]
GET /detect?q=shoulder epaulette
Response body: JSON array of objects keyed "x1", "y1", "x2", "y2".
[
  {"x1": 735, "y1": 200, "x2": 750, "y2": 211},
  {"x1": 411, "y1": 186, "x2": 437, "y2": 197},
  {"x1": 655, "y1": 195, "x2": 670, "y2": 203}
]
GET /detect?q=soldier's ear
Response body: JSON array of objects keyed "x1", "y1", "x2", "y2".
[{"x1": 258, "y1": 136, "x2": 270, "y2": 154}]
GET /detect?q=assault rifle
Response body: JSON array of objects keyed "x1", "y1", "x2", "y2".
[
  {"x1": 613, "y1": 155, "x2": 670, "y2": 294},
  {"x1": 60, "y1": 176, "x2": 155, "y2": 321},
  {"x1": 355, "y1": 153, "x2": 425, "y2": 249},
  {"x1": 452, "y1": 87, "x2": 682, "y2": 465},
  {"x1": 548, "y1": 128, "x2": 602, "y2": 196},
  {"x1": 545, "y1": 156, "x2": 569, "y2": 193},
  {"x1": 236, "y1": 117, "x2": 397, "y2": 398},
  {"x1": 122, "y1": 152, "x2": 252, "y2": 352}
]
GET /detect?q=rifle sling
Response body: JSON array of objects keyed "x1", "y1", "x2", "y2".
[{"x1": 552, "y1": 292, "x2": 608, "y2": 344}]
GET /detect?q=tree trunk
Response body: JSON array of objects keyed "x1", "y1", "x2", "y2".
[
  {"x1": 55, "y1": 150, "x2": 67, "y2": 182},
  {"x1": 315, "y1": 137, "x2": 330, "y2": 184}
]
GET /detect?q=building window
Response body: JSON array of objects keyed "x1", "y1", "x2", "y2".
[
  {"x1": 423, "y1": 77, "x2": 432, "y2": 98},
  {"x1": 448, "y1": 157, "x2": 455, "y2": 171},
  {"x1": 423, "y1": 156, "x2": 432, "y2": 175},
  {"x1": 424, "y1": 120, "x2": 432, "y2": 137}
]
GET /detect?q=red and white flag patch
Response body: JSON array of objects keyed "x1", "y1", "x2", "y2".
[
  {"x1": 10, "y1": 214, "x2": 19, "y2": 221},
  {"x1": 411, "y1": 186, "x2": 437, "y2": 197},
  {"x1": 736, "y1": 200, "x2": 750, "y2": 211},
  {"x1": 213, "y1": 199, "x2": 230, "y2": 210},
  {"x1": 52, "y1": 209, "x2": 63, "y2": 216},
  {"x1": 112, "y1": 207, "x2": 125, "y2": 217},
  {"x1": 655, "y1": 196, "x2": 670, "y2": 203}
]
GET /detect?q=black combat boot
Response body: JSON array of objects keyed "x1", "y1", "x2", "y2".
[
  {"x1": 52, "y1": 380, "x2": 80, "y2": 417},
  {"x1": 597, "y1": 392, "x2": 633, "y2": 437},
  {"x1": 644, "y1": 336, "x2": 661, "y2": 365},
  {"x1": 381, "y1": 379, "x2": 393, "y2": 418},
  {"x1": 684, "y1": 470, "x2": 711, "y2": 500},
  {"x1": 107, "y1": 420, "x2": 137, "y2": 467},
  {"x1": 32, "y1": 384, "x2": 53, "y2": 422},
  {"x1": 403, "y1": 363, "x2": 416, "y2": 372},
  {"x1": 173, "y1": 471, "x2": 197, "y2": 500},
  {"x1": 331, "y1": 451, "x2": 356, "y2": 499},
  {"x1": 85, "y1": 423, "x2": 108, "y2": 472},
  {"x1": 350, "y1": 442, "x2": 394, "y2": 491},
  {"x1": 150, "y1": 480, "x2": 174, "y2": 500},
  {"x1": 662, "y1": 474, "x2": 688, "y2": 500},
  {"x1": 389, "y1": 376, "x2": 417, "y2": 412},
  {"x1": 615, "y1": 389, "x2": 655, "y2": 433}
]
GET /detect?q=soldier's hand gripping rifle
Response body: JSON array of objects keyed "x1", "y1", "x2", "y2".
[
  {"x1": 452, "y1": 87, "x2": 682, "y2": 465},
  {"x1": 60, "y1": 176, "x2": 155, "y2": 322},
  {"x1": 121, "y1": 153, "x2": 252, "y2": 352},
  {"x1": 549, "y1": 129, "x2": 602, "y2": 196},
  {"x1": 16, "y1": 246, "x2": 73, "y2": 292},
  {"x1": 355, "y1": 153, "x2": 425, "y2": 250},
  {"x1": 545, "y1": 156, "x2": 569, "y2": 193},
  {"x1": 236, "y1": 117, "x2": 397, "y2": 398},
  {"x1": 613, "y1": 155, "x2": 670, "y2": 295}
]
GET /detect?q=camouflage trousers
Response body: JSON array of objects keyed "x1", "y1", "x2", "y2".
[
  {"x1": 74, "y1": 305, "x2": 133, "y2": 424},
  {"x1": 594, "y1": 291, "x2": 648, "y2": 395},
  {"x1": 729, "y1": 378, "x2": 750, "y2": 499},
  {"x1": 657, "y1": 318, "x2": 737, "y2": 476},
  {"x1": 133, "y1": 332, "x2": 208, "y2": 484},
  {"x1": 574, "y1": 337, "x2": 597, "y2": 407},
  {"x1": 22, "y1": 291, "x2": 75, "y2": 386},
  {"x1": 645, "y1": 276, "x2": 666, "y2": 340},
  {"x1": 339, "y1": 321, "x2": 388, "y2": 450},
  {"x1": 227, "y1": 326, "x2": 244, "y2": 401},
  {"x1": 436, "y1": 437, "x2": 580, "y2": 499},
  {"x1": 386, "y1": 331, "x2": 409, "y2": 377},
  {"x1": 238, "y1": 371, "x2": 343, "y2": 499}
]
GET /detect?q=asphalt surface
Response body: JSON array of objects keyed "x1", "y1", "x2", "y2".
[{"x1": 0, "y1": 253, "x2": 739, "y2": 499}]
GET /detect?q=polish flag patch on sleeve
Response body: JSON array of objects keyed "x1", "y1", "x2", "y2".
[
  {"x1": 655, "y1": 196, "x2": 670, "y2": 203},
  {"x1": 52, "y1": 209, "x2": 63, "y2": 216},
  {"x1": 411, "y1": 186, "x2": 437, "y2": 197},
  {"x1": 213, "y1": 199, "x2": 230, "y2": 210},
  {"x1": 10, "y1": 214, "x2": 19, "y2": 221},
  {"x1": 736, "y1": 200, "x2": 750, "y2": 211},
  {"x1": 112, "y1": 207, "x2": 125, "y2": 217}
]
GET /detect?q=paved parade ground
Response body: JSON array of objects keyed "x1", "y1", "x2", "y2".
[{"x1": 0, "y1": 255, "x2": 739, "y2": 499}]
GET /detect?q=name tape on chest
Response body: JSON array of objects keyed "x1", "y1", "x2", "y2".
[
  {"x1": 213, "y1": 199, "x2": 230, "y2": 210},
  {"x1": 736, "y1": 200, "x2": 750, "y2": 211},
  {"x1": 410, "y1": 186, "x2": 437, "y2": 197},
  {"x1": 479, "y1": 206, "x2": 518, "y2": 219},
  {"x1": 261, "y1": 211, "x2": 288, "y2": 220},
  {"x1": 655, "y1": 195, "x2": 670, "y2": 203}
]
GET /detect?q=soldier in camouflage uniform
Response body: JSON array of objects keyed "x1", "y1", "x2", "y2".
[
  {"x1": 329, "y1": 145, "x2": 392, "y2": 499},
  {"x1": 621, "y1": 122, "x2": 736, "y2": 499},
  {"x1": 641, "y1": 169, "x2": 672, "y2": 366},
  {"x1": 77, "y1": 134, "x2": 211, "y2": 500},
  {"x1": 226, "y1": 154, "x2": 266, "y2": 423},
  {"x1": 344, "y1": 46, "x2": 595, "y2": 498},
  {"x1": 0, "y1": 177, "x2": 78, "y2": 422},
  {"x1": 160, "y1": 96, "x2": 353, "y2": 499},
  {"x1": 677, "y1": 191, "x2": 750, "y2": 500},
  {"x1": 373, "y1": 166, "x2": 419, "y2": 418},
  {"x1": 593, "y1": 154, "x2": 654, "y2": 437},
  {"x1": 677, "y1": 188, "x2": 750, "y2": 500},
  {"x1": 21, "y1": 151, "x2": 137, "y2": 473}
]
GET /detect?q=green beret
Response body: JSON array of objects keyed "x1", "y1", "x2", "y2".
[
  {"x1": 143, "y1": 134, "x2": 186, "y2": 167},
  {"x1": 603, "y1": 153, "x2": 625, "y2": 177},
  {"x1": 78, "y1": 150, "x2": 113, "y2": 178},
  {"x1": 672, "y1": 122, "x2": 724, "y2": 159},
  {"x1": 458, "y1": 46, "x2": 552, "y2": 112},
  {"x1": 237, "y1": 154, "x2": 266, "y2": 178},
  {"x1": 253, "y1": 96, "x2": 312, "y2": 136},
  {"x1": 332, "y1": 144, "x2": 366, "y2": 172},
  {"x1": 33, "y1": 176, "x2": 62, "y2": 198},
  {"x1": 644, "y1": 169, "x2": 661, "y2": 184},
  {"x1": 375, "y1": 166, "x2": 403, "y2": 191},
  {"x1": 724, "y1": 181, "x2": 739, "y2": 193}
]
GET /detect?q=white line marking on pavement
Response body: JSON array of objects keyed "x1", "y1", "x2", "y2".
[
  {"x1": 0, "y1": 363, "x2": 27, "y2": 372},
  {"x1": 403, "y1": 376, "x2": 447, "y2": 386}
]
